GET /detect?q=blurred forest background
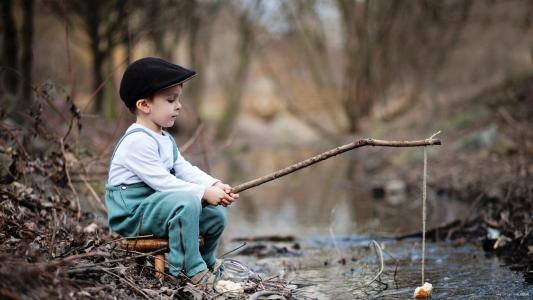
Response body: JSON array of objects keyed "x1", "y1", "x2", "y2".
[{"x1": 1, "y1": 0, "x2": 532, "y2": 239}]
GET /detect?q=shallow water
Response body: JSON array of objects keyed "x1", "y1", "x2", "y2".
[
  {"x1": 212, "y1": 146, "x2": 531, "y2": 299},
  {"x1": 221, "y1": 181, "x2": 532, "y2": 298},
  {"x1": 226, "y1": 236, "x2": 532, "y2": 299}
]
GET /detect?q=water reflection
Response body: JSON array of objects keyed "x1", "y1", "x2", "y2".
[{"x1": 214, "y1": 147, "x2": 470, "y2": 237}]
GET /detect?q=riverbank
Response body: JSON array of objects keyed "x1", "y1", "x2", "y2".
[{"x1": 358, "y1": 73, "x2": 533, "y2": 284}]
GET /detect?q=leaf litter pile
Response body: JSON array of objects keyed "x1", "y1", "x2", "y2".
[{"x1": 0, "y1": 97, "x2": 301, "y2": 299}]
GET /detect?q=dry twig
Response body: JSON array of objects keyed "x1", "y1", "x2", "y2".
[
  {"x1": 180, "y1": 123, "x2": 205, "y2": 154},
  {"x1": 365, "y1": 240, "x2": 385, "y2": 287},
  {"x1": 101, "y1": 268, "x2": 151, "y2": 299},
  {"x1": 59, "y1": 137, "x2": 81, "y2": 219}
]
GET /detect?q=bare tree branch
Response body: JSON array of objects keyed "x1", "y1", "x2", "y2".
[{"x1": 232, "y1": 137, "x2": 441, "y2": 193}]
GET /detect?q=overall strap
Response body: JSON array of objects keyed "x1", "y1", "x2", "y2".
[
  {"x1": 167, "y1": 133, "x2": 178, "y2": 163},
  {"x1": 110, "y1": 128, "x2": 161, "y2": 162},
  {"x1": 167, "y1": 133, "x2": 178, "y2": 175}
]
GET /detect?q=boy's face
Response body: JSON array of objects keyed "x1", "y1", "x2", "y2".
[{"x1": 143, "y1": 84, "x2": 183, "y2": 129}]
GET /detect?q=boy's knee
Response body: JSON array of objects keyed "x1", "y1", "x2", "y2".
[
  {"x1": 182, "y1": 198, "x2": 202, "y2": 215},
  {"x1": 174, "y1": 192, "x2": 201, "y2": 214},
  {"x1": 161, "y1": 191, "x2": 202, "y2": 216},
  {"x1": 200, "y1": 206, "x2": 227, "y2": 237},
  {"x1": 213, "y1": 207, "x2": 228, "y2": 229}
]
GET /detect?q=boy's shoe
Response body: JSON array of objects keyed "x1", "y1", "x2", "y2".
[{"x1": 190, "y1": 269, "x2": 217, "y2": 285}]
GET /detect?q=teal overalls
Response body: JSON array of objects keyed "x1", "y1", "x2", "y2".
[{"x1": 105, "y1": 128, "x2": 227, "y2": 277}]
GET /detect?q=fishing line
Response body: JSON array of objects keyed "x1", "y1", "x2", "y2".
[
  {"x1": 422, "y1": 131, "x2": 440, "y2": 285},
  {"x1": 422, "y1": 144, "x2": 427, "y2": 284}
]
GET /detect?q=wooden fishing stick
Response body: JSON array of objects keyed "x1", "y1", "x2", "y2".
[{"x1": 231, "y1": 138, "x2": 441, "y2": 194}]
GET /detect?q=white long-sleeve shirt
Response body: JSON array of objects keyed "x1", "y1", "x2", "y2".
[{"x1": 107, "y1": 123, "x2": 219, "y2": 201}]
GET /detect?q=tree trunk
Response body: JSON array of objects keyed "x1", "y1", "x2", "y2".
[
  {"x1": 186, "y1": 0, "x2": 221, "y2": 113},
  {"x1": 92, "y1": 49, "x2": 105, "y2": 114},
  {"x1": 215, "y1": 11, "x2": 255, "y2": 141},
  {"x1": 148, "y1": 1, "x2": 168, "y2": 59},
  {"x1": 338, "y1": 0, "x2": 376, "y2": 133},
  {"x1": 103, "y1": 55, "x2": 117, "y2": 119},
  {"x1": 87, "y1": 1, "x2": 105, "y2": 113},
  {"x1": 186, "y1": 0, "x2": 203, "y2": 113},
  {"x1": 284, "y1": 0, "x2": 344, "y2": 132},
  {"x1": 20, "y1": 0, "x2": 34, "y2": 108},
  {"x1": 338, "y1": 0, "x2": 361, "y2": 132},
  {"x1": 1, "y1": 0, "x2": 19, "y2": 96}
]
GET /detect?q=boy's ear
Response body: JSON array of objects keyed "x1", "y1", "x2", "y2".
[{"x1": 136, "y1": 99, "x2": 151, "y2": 113}]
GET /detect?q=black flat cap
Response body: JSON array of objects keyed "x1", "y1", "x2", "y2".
[{"x1": 119, "y1": 57, "x2": 196, "y2": 110}]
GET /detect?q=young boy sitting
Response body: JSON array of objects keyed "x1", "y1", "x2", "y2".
[{"x1": 106, "y1": 57, "x2": 238, "y2": 285}]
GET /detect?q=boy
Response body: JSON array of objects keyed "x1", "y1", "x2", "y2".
[{"x1": 106, "y1": 57, "x2": 238, "y2": 285}]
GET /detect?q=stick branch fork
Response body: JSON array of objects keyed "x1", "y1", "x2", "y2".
[{"x1": 231, "y1": 138, "x2": 441, "y2": 194}]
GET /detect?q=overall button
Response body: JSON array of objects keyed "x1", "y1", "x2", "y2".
[{"x1": 121, "y1": 186, "x2": 127, "y2": 190}]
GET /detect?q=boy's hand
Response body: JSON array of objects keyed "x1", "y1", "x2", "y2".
[
  {"x1": 213, "y1": 182, "x2": 240, "y2": 203},
  {"x1": 202, "y1": 186, "x2": 226, "y2": 206},
  {"x1": 203, "y1": 186, "x2": 236, "y2": 207}
]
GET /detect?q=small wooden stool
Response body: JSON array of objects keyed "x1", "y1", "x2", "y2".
[{"x1": 120, "y1": 236, "x2": 205, "y2": 279}]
